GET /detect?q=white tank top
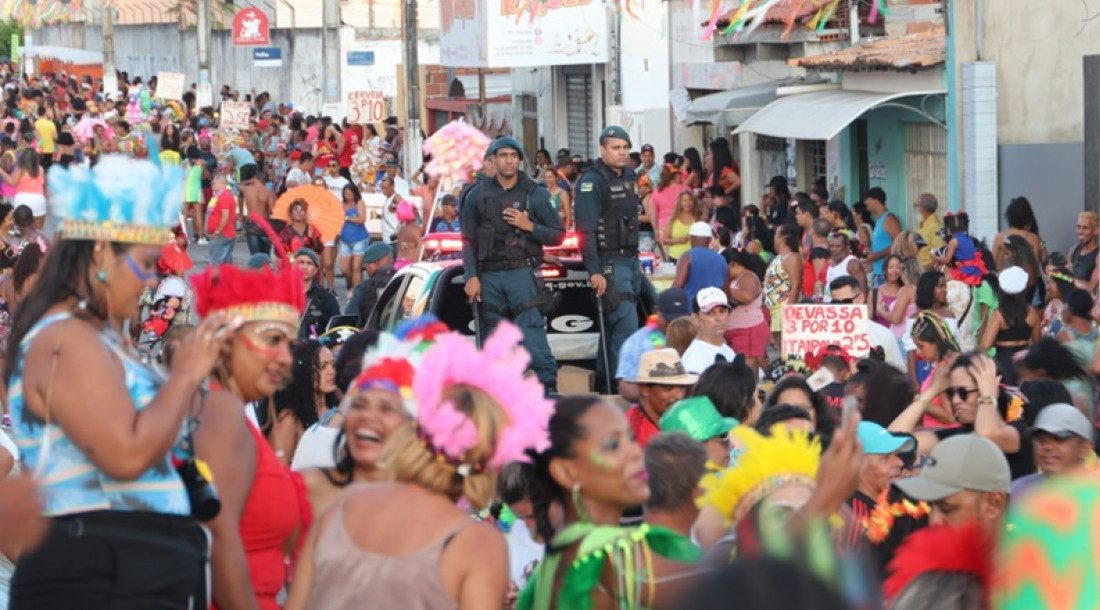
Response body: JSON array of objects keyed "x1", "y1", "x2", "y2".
[{"x1": 825, "y1": 255, "x2": 857, "y2": 288}]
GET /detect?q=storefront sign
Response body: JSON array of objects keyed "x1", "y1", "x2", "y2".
[
  {"x1": 440, "y1": 0, "x2": 607, "y2": 68},
  {"x1": 781, "y1": 304, "x2": 871, "y2": 357},
  {"x1": 346, "y1": 91, "x2": 385, "y2": 124},
  {"x1": 220, "y1": 100, "x2": 251, "y2": 131},
  {"x1": 253, "y1": 47, "x2": 282, "y2": 67},
  {"x1": 156, "y1": 71, "x2": 185, "y2": 100},
  {"x1": 346, "y1": 51, "x2": 376, "y2": 66},
  {"x1": 232, "y1": 7, "x2": 271, "y2": 46}
]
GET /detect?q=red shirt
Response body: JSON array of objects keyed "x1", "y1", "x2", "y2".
[
  {"x1": 625, "y1": 404, "x2": 661, "y2": 448},
  {"x1": 206, "y1": 190, "x2": 237, "y2": 238},
  {"x1": 338, "y1": 129, "x2": 359, "y2": 168}
]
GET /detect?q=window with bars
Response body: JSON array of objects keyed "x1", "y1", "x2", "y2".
[
  {"x1": 565, "y1": 72, "x2": 593, "y2": 159},
  {"x1": 904, "y1": 123, "x2": 948, "y2": 228},
  {"x1": 811, "y1": 140, "x2": 826, "y2": 181}
]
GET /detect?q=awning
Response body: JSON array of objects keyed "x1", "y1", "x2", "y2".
[
  {"x1": 20, "y1": 46, "x2": 104, "y2": 65},
  {"x1": 684, "y1": 78, "x2": 824, "y2": 127},
  {"x1": 734, "y1": 89, "x2": 946, "y2": 140}
]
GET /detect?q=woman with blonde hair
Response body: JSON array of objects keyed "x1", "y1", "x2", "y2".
[
  {"x1": 287, "y1": 321, "x2": 554, "y2": 610},
  {"x1": 661, "y1": 191, "x2": 705, "y2": 262},
  {"x1": 665, "y1": 316, "x2": 697, "y2": 356},
  {"x1": 890, "y1": 231, "x2": 921, "y2": 265}
]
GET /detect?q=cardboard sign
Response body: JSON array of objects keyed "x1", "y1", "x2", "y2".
[
  {"x1": 780, "y1": 304, "x2": 871, "y2": 357},
  {"x1": 346, "y1": 91, "x2": 385, "y2": 125},
  {"x1": 232, "y1": 7, "x2": 270, "y2": 46},
  {"x1": 156, "y1": 71, "x2": 185, "y2": 101},
  {"x1": 219, "y1": 101, "x2": 251, "y2": 131}
]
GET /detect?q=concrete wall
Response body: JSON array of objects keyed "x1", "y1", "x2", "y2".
[
  {"x1": 999, "y1": 142, "x2": 1084, "y2": 255},
  {"x1": 33, "y1": 23, "x2": 439, "y2": 117},
  {"x1": 619, "y1": 0, "x2": 672, "y2": 153}
]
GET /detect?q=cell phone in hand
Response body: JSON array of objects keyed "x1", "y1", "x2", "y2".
[{"x1": 841, "y1": 395, "x2": 860, "y2": 427}]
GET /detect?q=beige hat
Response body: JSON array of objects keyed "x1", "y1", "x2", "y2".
[
  {"x1": 894, "y1": 434, "x2": 1010, "y2": 502},
  {"x1": 632, "y1": 348, "x2": 699, "y2": 386}
]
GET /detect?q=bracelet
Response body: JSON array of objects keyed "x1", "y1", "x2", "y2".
[{"x1": 977, "y1": 396, "x2": 996, "y2": 407}]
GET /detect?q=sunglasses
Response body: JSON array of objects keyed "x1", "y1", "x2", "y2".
[{"x1": 943, "y1": 386, "x2": 979, "y2": 401}]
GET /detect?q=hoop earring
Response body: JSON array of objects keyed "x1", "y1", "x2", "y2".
[{"x1": 571, "y1": 483, "x2": 590, "y2": 523}]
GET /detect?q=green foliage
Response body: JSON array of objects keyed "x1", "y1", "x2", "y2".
[{"x1": 0, "y1": 22, "x2": 24, "y2": 61}]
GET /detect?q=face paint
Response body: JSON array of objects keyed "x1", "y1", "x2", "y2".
[
  {"x1": 237, "y1": 322, "x2": 294, "y2": 359},
  {"x1": 588, "y1": 448, "x2": 610, "y2": 470}
]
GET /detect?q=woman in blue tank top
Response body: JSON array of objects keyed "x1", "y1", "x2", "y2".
[
  {"x1": 7, "y1": 157, "x2": 234, "y2": 609},
  {"x1": 338, "y1": 183, "x2": 371, "y2": 298}
]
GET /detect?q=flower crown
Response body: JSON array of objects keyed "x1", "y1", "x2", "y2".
[
  {"x1": 48, "y1": 155, "x2": 183, "y2": 245},
  {"x1": 413, "y1": 322, "x2": 553, "y2": 469},
  {"x1": 350, "y1": 317, "x2": 451, "y2": 413},
  {"x1": 698, "y1": 425, "x2": 821, "y2": 527}
]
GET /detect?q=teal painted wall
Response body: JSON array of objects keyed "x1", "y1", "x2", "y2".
[{"x1": 862, "y1": 106, "x2": 911, "y2": 230}]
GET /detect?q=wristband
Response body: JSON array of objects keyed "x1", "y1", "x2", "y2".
[{"x1": 977, "y1": 396, "x2": 996, "y2": 407}]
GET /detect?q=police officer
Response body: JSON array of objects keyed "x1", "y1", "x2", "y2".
[
  {"x1": 461, "y1": 136, "x2": 565, "y2": 392},
  {"x1": 574, "y1": 126, "x2": 645, "y2": 393}
]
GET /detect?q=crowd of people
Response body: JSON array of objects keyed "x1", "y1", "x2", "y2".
[{"x1": 0, "y1": 64, "x2": 1098, "y2": 610}]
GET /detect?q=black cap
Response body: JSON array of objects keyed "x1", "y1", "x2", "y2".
[{"x1": 640, "y1": 143, "x2": 654, "y2": 152}]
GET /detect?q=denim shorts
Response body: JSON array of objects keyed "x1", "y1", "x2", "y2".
[{"x1": 338, "y1": 238, "x2": 370, "y2": 257}]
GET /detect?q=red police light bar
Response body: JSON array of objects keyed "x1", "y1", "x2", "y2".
[
  {"x1": 539, "y1": 266, "x2": 566, "y2": 279},
  {"x1": 423, "y1": 231, "x2": 581, "y2": 255},
  {"x1": 545, "y1": 231, "x2": 580, "y2": 253}
]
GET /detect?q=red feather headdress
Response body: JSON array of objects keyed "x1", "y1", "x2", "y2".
[
  {"x1": 191, "y1": 214, "x2": 305, "y2": 327},
  {"x1": 883, "y1": 522, "x2": 994, "y2": 602}
]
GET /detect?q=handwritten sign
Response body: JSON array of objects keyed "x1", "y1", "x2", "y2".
[
  {"x1": 156, "y1": 71, "x2": 185, "y2": 101},
  {"x1": 346, "y1": 91, "x2": 385, "y2": 125},
  {"x1": 781, "y1": 304, "x2": 871, "y2": 357},
  {"x1": 219, "y1": 101, "x2": 251, "y2": 131}
]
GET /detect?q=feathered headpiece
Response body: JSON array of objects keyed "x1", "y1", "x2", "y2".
[
  {"x1": 413, "y1": 321, "x2": 553, "y2": 469},
  {"x1": 884, "y1": 523, "x2": 994, "y2": 602},
  {"x1": 349, "y1": 317, "x2": 451, "y2": 414},
  {"x1": 698, "y1": 425, "x2": 821, "y2": 528},
  {"x1": 191, "y1": 261, "x2": 304, "y2": 328},
  {"x1": 47, "y1": 155, "x2": 183, "y2": 245}
]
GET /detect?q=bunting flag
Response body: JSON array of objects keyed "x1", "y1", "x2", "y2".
[
  {"x1": 0, "y1": 0, "x2": 84, "y2": 27},
  {"x1": 708, "y1": 0, "x2": 886, "y2": 41}
]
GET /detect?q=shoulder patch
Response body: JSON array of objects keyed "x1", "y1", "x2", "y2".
[{"x1": 580, "y1": 182, "x2": 594, "y2": 192}]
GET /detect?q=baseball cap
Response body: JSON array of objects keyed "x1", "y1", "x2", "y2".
[
  {"x1": 599, "y1": 125, "x2": 631, "y2": 146},
  {"x1": 385, "y1": 158, "x2": 398, "y2": 167},
  {"x1": 362, "y1": 242, "x2": 393, "y2": 264},
  {"x1": 640, "y1": 143, "x2": 655, "y2": 152},
  {"x1": 688, "y1": 221, "x2": 712, "y2": 238},
  {"x1": 695, "y1": 287, "x2": 730, "y2": 313},
  {"x1": 999, "y1": 266, "x2": 1028, "y2": 296},
  {"x1": 1031, "y1": 403, "x2": 1093, "y2": 441},
  {"x1": 657, "y1": 288, "x2": 691, "y2": 318},
  {"x1": 893, "y1": 434, "x2": 1011, "y2": 502},
  {"x1": 440, "y1": 194, "x2": 458, "y2": 206},
  {"x1": 857, "y1": 421, "x2": 916, "y2": 455}
]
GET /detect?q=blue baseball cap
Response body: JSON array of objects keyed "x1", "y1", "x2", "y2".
[{"x1": 857, "y1": 421, "x2": 916, "y2": 455}]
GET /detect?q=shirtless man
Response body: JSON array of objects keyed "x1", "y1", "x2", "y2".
[
  {"x1": 238, "y1": 163, "x2": 277, "y2": 255},
  {"x1": 393, "y1": 200, "x2": 421, "y2": 268}
]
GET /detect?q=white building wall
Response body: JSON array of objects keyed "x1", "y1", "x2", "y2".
[
  {"x1": 618, "y1": 0, "x2": 671, "y2": 152},
  {"x1": 339, "y1": 27, "x2": 440, "y2": 120}
]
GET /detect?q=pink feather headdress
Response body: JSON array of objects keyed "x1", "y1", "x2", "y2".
[{"x1": 413, "y1": 322, "x2": 554, "y2": 469}]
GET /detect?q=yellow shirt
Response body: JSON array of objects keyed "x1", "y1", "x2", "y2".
[
  {"x1": 667, "y1": 217, "x2": 693, "y2": 261},
  {"x1": 34, "y1": 117, "x2": 56, "y2": 154},
  {"x1": 159, "y1": 149, "x2": 181, "y2": 166},
  {"x1": 917, "y1": 213, "x2": 945, "y2": 268}
]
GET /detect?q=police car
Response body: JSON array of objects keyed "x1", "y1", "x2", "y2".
[{"x1": 363, "y1": 233, "x2": 654, "y2": 369}]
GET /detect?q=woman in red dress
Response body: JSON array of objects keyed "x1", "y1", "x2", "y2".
[{"x1": 188, "y1": 243, "x2": 313, "y2": 610}]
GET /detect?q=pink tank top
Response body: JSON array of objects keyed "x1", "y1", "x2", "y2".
[
  {"x1": 726, "y1": 271, "x2": 765, "y2": 329},
  {"x1": 16, "y1": 172, "x2": 43, "y2": 195}
]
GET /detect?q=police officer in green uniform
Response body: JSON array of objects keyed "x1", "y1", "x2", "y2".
[
  {"x1": 461, "y1": 136, "x2": 565, "y2": 392},
  {"x1": 574, "y1": 126, "x2": 645, "y2": 393}
]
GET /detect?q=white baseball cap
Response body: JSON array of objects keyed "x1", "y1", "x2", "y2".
[
  {"x1": 998, "y1": 266, "x2": 1028, "y2": 296},
  {"x1": 695, "y1": 287, "x2": 730, "y2": 313},
  {"x1": 689, "y1": 222, "x2": 712, "y2": 238}
]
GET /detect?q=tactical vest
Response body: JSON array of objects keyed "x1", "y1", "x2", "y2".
[
  {"x1": 474, "y1": 179, "x2": 542, "y2": 264},
  {"x1": 592, "y1": 163, "x2": 641, "y2": 256}
]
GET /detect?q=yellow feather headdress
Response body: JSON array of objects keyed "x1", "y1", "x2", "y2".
[{"x1": 698, "y1": 424, "x2": 822, "y2": 527}]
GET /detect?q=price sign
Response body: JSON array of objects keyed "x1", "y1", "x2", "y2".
[
  {"x1": 346, "y1": 91, "x2": 385, "y2": 124},
  {"x1": 780, "y1": 304, "x2": 871, "y2": 357},
  {"x1": 220, "y1": 101, "x2": 251, "y2": 131}
]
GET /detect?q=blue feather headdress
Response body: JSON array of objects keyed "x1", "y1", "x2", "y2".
[{"x1": 47, "y1": 155, "x2": 184, "y2": 245}]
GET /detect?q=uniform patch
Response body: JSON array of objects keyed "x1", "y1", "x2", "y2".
[{"x1": 580, "y1": 182, "x2": 594, "y2": 192}]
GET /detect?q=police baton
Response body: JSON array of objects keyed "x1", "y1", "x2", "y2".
[
  {"x1": 594, "y1": 290, "x2": 613, "y2": 395},
  {"x1": 471, "y1": 298, "x2": 485, "y2": 350}
]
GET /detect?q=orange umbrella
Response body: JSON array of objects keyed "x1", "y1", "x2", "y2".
[{"x1": 273, "y1": 185, "x2": 344, "y2": 244}]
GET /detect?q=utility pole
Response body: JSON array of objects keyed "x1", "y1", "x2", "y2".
[
  {"x1": 196, "y1": 0, "x2": 210, "y2": 107},
  {"x1": 402, "y1": 0, "x2": 422, "y2": 175},
  {"x1": 101, "y1": 1, "x2": 117, "y2": 99},
  {"x1": 322, "y1": 0, "x2": 341, "y2": 114}
]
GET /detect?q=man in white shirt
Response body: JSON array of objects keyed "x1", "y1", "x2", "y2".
[
  {"x1": 379, "y1": 177, "x2": 402, "y2": 243},
  {"x1": 285, "y1": 151, "x2": 313, "y2": 188},
  {"x1": 828, "y1": 275, "x2": 906, "y2": 372},
  {"x1": 680, "y1": 287, "x2": 737, "y2": 374},
  {"x1": 376, "y1": 157, "x2": 411, "y2": 197},
  {"x1": 322, "y1": 157, "x2": 350, "y2": 201}
]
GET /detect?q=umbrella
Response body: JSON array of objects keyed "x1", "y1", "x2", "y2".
[{"x1": 273, "y1": 185, "x2": 344, "y2": 244}]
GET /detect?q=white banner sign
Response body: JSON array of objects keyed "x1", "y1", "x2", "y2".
[
  {"x1": 219, "y1": 100, "x2": 251, "y2": 131},
  {"x1": 156, "y1": 71, "x2": 186, "y2": 101},
  {"x1": 346, "y1": 91, "x2": 385, "y2": 124},
  {"x1": 780, "y1": 304, "x2": 871, "y2": 357}
]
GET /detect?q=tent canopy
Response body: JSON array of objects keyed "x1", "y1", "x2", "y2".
[
  {"x1": 684, "y1": 78, "x2": 825, "y2": 128},
  {"x1": 20, "y1": 46, "x2": 104, "y2": 65},
  {"x1": 734, "y1": 89, "x2": 946, "y2": 140}
]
